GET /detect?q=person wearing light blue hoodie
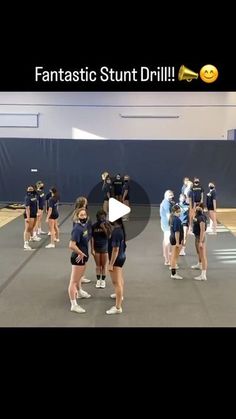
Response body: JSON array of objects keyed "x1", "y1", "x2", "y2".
[{"x1": 160, "y1": 190, "x2": 175, "y2": 266}]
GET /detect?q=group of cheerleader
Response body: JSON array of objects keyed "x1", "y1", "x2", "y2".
[
  {"x1": 22, "y1": 176, "x2": 127, "y2": 315},
  {"x1": 23, "y1": 181, "x2": 59, "y2": 251},
  {"x1": 101, "y1": 171, "x2": 130, "y2": 216},
  {"x1": 160, "y1": 177, "x2": 217, "y2": 281},
  {"x1": 68, "y1": 195, "x2": 126, "y2": 315}
]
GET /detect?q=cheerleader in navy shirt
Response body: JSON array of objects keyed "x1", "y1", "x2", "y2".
[
  {"x1": 107, "y1": 218, "x2": 126, "y2": 314},
  {"x1": 191, "y1": 203, "x2": 208, "y2": 281},
  {"x1": 113, "y1": 174, "x2": 123, "y2": 202},
  {"x1": 169, "y1": 205, "x2": 184, "y2": 279},
  {"x1": 206, "y1": 182, "x2": 217, "y2": 234},
  {"x1": 179, "y1": 193, "x2": 189, "y2": 256},
  {"x1": 92, "y1": 210, "x2": 111, "y2": 289},
  {"x1": 68, "y1": 208, "x2": 91, "y2": 313},
  {"x1": 45, "y1": 187, "x2": 60, "y2": 248},
  {"x1": 23, "y1": 185, "x2": 38, "y2": 250},
  {"x1": 102, "y1": 176, "x2": 113, "y2": 213},
  {"x1": 34, "y1": 180, "x2": 46, "y2": 236},
  {"x1": 72, "y1": 196, "x2": 91, "y2": 284}
]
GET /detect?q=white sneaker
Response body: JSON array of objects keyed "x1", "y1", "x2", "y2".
[
  {"x1": 39, "y1": 230, "x2": 47, "y2": 235},
  {"x1": 48, "y1": 232, "x2": 51, "y2": 236},
  {"x1": 164, "y1": 261, "x2": 170, "y2": 266},
  {"x1": 194, "y1": 274, "x2": 207, "y2": 281},
  {"x1": 71, "y1": 305, "x2": 86, "y2": 313},
  {"x1": 96, "y1": 280, "x2": 101, "y2": 288},
  {"x1": 194, "y1": 274, "x2": 205, "y2": 281},
  {"x1": 81, "y1": 277, "x2": 91, "y2": 284},
  {"x1": 45, "y1": 243, "x2": 55, "y2": 248},
  {"x1": 78, "y1": 289, "x2": 91, "y2": 299},
  {"x1": 179, "y1": 249, "x2": 186, "y2": 256},
  {"x1": 100, "y1": 280, "x2": 106, "y2": 288},
  {"x1": 54, "y1": 238, "x2": 60, "y2": 242},
  {"x1": 191, "y1": 263, "x2": 202, "y2": 269},
  {"x1": 171, "y1": 274, "x2": 183, "y2": 280},
  {"x1": 31, "y1": 236, "x2": 41, "y2": 241},
  {"x1": 106, "y1": 306, "x2": 122, "y2": 315},
  {"x1": 24, "y1": 244, "x2": 34, "y2": 251},
  {"x1": 110, "y1": 294, "x2": 124, "y2": 301}
]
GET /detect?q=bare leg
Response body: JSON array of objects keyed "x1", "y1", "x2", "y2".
[{"x1": 110, "y1": 267, "x2": 123, "y2": 309}]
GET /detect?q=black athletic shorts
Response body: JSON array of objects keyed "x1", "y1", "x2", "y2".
[
  {"x1": 94, "y1": 246, "x2": 108, "y2": 254},
  {"x1": 112, "y1": 255, "x2": 126, "y2": 268},
  {"x1": 70, "y1": 254, "x2": 88, "y2": 266},
  {"x1": 24, "y1": 213, "x2": 37, "y2": 219}
]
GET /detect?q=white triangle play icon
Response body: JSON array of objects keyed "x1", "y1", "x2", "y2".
[{"x1": 108, "y1": 198, "x2": 131, "y2": 222}]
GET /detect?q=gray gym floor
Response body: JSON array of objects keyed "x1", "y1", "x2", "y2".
[{"x1": 0, "y1": 205, "x2": 236, "y2": 327}]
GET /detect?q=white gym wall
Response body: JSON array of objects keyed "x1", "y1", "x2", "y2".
[{"x1": 0, "y1": 92, "x2": 235, "y2": 140}]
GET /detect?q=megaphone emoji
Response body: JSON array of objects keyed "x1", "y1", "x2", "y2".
[{"x1": 178, "y1": 65, "x2": 198, "y2": 82}]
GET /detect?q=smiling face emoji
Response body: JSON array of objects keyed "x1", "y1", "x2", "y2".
[{"x1": 200, "y1": 65, "x2": 218, "y2": 83}]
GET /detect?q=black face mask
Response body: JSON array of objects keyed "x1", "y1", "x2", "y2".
[
  {"x1": 196, "y1": 210, "x2": 202, "y2": 215},
  {"x1": 98, "y1": 217, "x2": 106, "y2": 222},
  {"x1": 27, "y1": 190, "x2": 34, "y2": 194},
  {"x1": 79, "y1": 218, "x2": 87, "y2": 224},
  {"x1": 209, "y1": 186, "x2": 214, "y2": 190},
  {"x1": 194, "y1": 182, "x2": 199, "y2": 186}
]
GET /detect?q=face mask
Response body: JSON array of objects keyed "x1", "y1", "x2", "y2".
[
  {"x1": 209, "y1": 186, "x2": 214, "y2": 190},
  {"x1": 27, "y1": 190, "x2": 34, "y2": 194},
  {"x1": 124, "y1": 180, "x2": 128, "y2": 183},
  {"x1": 194, "y1": 182, "x2": 199, "y2": 185},
  {"x1": 79, "y1": 218, "x2": 87, "y2": 224},
  {"x1": 98, "y1": 217, "x2": 106, "y2": 222},
  {"x1": 196, "y1": 210, "x2": 202, "y2": 215}
]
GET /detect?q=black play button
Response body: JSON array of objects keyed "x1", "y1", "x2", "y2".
[{"x1": 87, "y1": 179, "x2": 151, "y2": 240}]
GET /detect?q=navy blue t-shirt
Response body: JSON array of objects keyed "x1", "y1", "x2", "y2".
[
  {"x1": 71, "y1": 223, "x2": 89, "y2": 257},
  {"x1": 192, "y1": 185, "x2": 204, "y2": 203},
  {"x1": 108, "y1": 227, "x2": 126, "y2": 259},
  {"x1": 24, "y1": 193, "x2": 38, "y2": 218},
  {"x1": 92, "y1": 221, "x2": 109, "y2": 250},
  {"x1": 113, "y1": 179, "x2": 123, "y2": 196},
  {"x1": 122, "y1": 182, "x2": 130, "y2": 199},
  {"x1": 206, "y1": 189, "x2": 216, "y2": 210},
  {"x1": 170, "y1": 216, "x2": 184, "y2": 243},
  {"x1": 48, "y1": 197, "x2": 59, "y2": 219},
  {"x1": 73, "y1": 218, "x2": 92, "y2": 240},
  {"x1": 193, "y1": 213, "x2": 207, "y2": 236},
  {"x1": 102, "y1": 183, "x2": 113, "y2": 200}
]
